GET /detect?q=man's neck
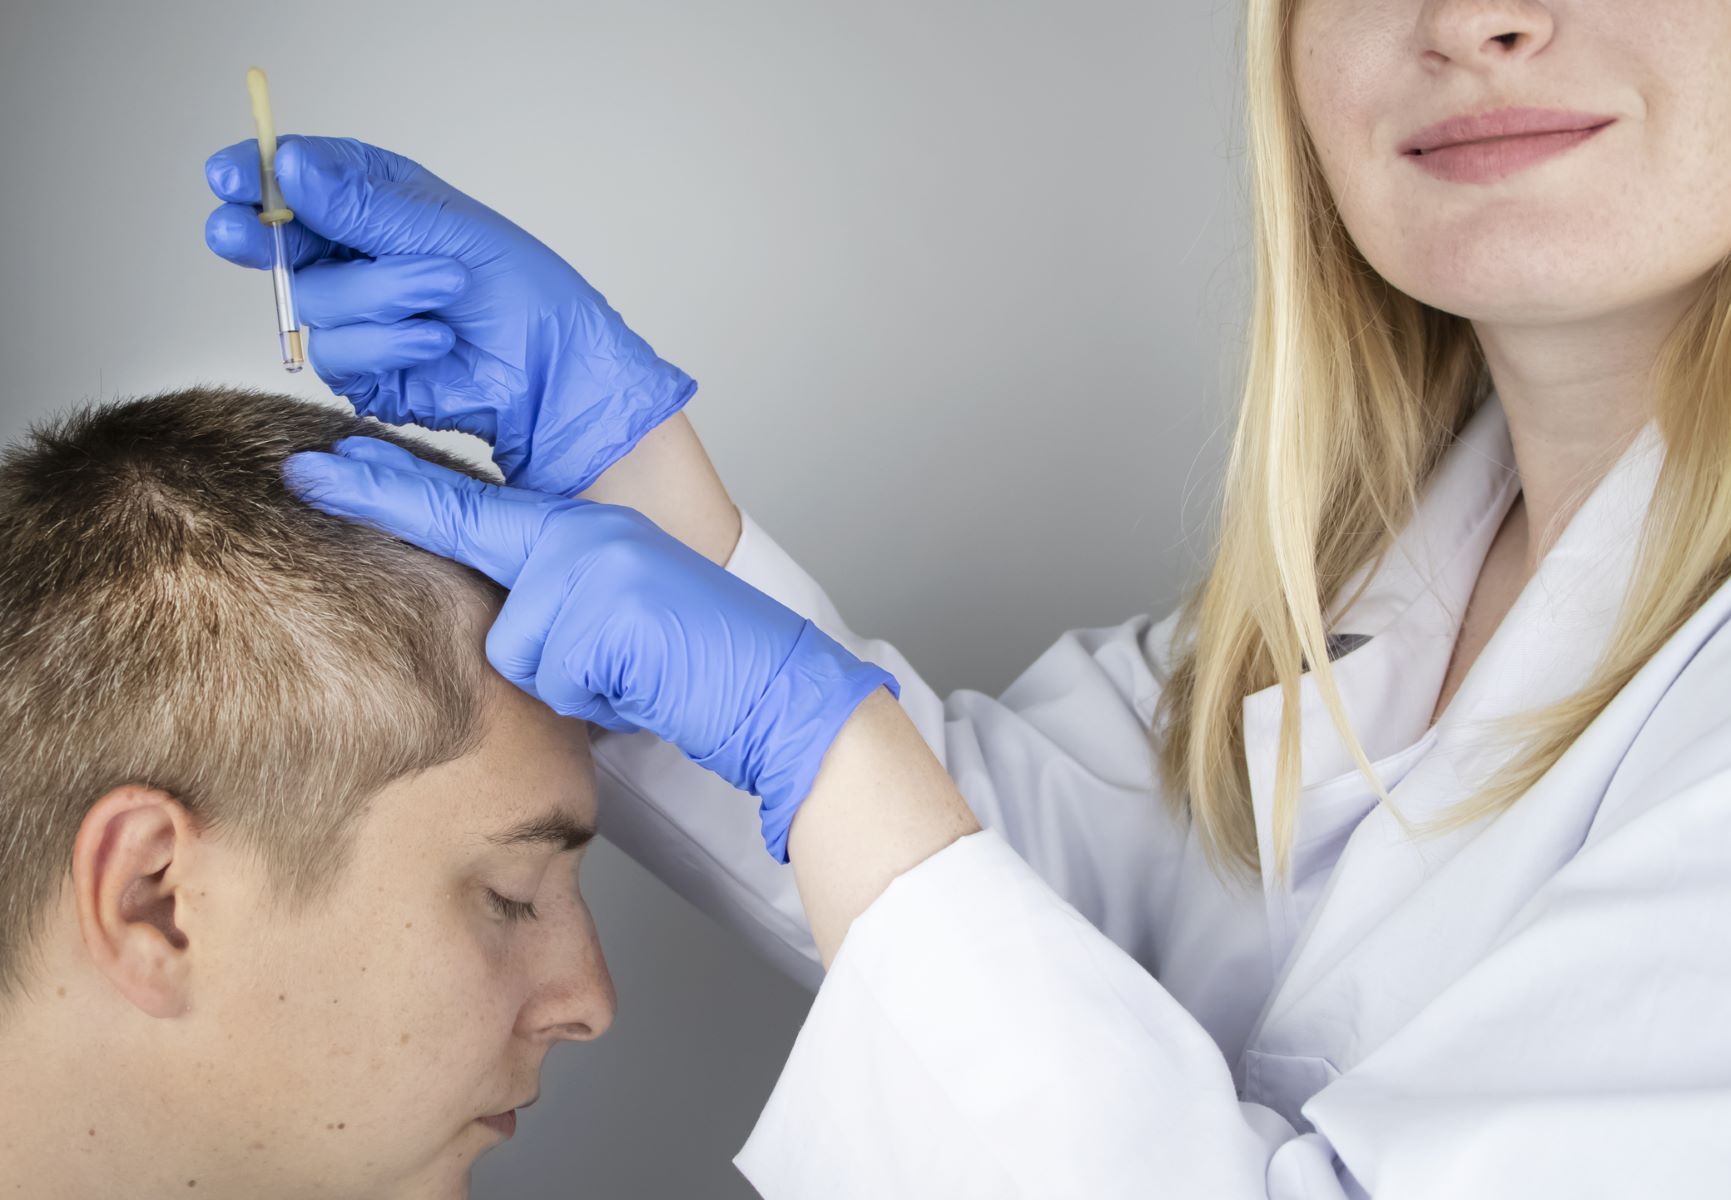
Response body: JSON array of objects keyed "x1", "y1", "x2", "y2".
[{"x1": 0, "y1": 1011, "x2": 205, "y2": 1198}]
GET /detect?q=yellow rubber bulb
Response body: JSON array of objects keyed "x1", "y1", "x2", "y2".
[{"x1": 246, "y1": 67, "x2": 293, "y2": 226}]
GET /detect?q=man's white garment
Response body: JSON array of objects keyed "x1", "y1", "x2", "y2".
[{"x1": 591, "y1": 393, "x2": 1731, "y2": 1198}]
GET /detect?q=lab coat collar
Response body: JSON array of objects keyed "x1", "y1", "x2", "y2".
[
  {"x1": 1240, "y1": 390, "x2": 1666, "y2": 928},
  {"x1": 1323, "y1": 392, "x2": 1523, "y2": 643},
  {"x1": 1240, "y1": 394, "x2": 1518, "y2": 886},
  {"x1": 1241, "y1": 391, "x2": 1667, "y2": 1067}
]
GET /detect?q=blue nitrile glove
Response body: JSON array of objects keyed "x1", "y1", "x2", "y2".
[
  {"x1": 204, "y1": 135, "x2": 696, "y2": 496},
  {"x1": 283, "y1": 436, "x2": 898, "y2": 863}
]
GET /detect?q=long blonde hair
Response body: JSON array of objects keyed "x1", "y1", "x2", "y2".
[{"x1": 1155, "y1": 0, "x2": 1731, "y2": 881}]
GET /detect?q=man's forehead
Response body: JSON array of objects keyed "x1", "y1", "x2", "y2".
[{"x1": 460, "y1": 670, "x2": 599, "y2": 850}]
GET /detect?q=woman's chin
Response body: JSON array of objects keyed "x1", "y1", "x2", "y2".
[{"x1": 1397, "y1": 265, "x2": 1715, "y2": 331}]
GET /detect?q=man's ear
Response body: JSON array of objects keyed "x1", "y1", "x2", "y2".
[{"x1": 70, "y1": 785, "x2": 201, "y2": 1018}]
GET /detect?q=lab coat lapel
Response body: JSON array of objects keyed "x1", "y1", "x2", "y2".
[
  {"x1": 1247, "y1": 411, "x2": 1667, "y2": 1102},
  {"x1": 1240, "y1": 395, "x2": 1520, "y2": 958}
]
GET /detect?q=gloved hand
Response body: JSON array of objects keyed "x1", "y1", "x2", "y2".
[
  {"x1": 282, "y1": 436, "x2": 898, "y2": 863},
  {"x1": 204, "y1": 135, "x2": 696, "y2": 497}
]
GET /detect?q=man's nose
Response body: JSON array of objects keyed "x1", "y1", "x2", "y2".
[{"x1": 519, "y1": 896, "x2": 617, "y2": 1043}]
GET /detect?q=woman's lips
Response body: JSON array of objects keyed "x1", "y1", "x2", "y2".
[{"x1": 1399, "y1": 106, "x2": 1616, "y2": 185}]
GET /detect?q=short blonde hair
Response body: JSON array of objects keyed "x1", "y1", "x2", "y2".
[{"x1": 0, "y1": 386, "x2": 501, "y2": 1000}]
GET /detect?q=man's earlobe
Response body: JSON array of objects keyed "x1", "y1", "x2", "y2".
[{"x1": 71, "y1": 786, "x2": 199, "y2": 1018}]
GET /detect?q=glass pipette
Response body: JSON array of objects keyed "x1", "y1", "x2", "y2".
[{"x1": 246, "y1": 67, "x2": 305, "y2": 373}]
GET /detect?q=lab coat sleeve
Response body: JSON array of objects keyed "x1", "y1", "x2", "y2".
[
  {"x1": 590, "y1": 509, "x2": 1187, "y2": 994},
  {"x1": 734, "y1": 709, "x2": 1731, "y2": 1197},
  {"x1": 733, "y1": 829, "x2": 1296, "y2": 1199}
]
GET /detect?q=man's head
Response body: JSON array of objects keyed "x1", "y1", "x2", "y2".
[{"x1": 0, "y1": 387, "x2": 613, "y2": 1198}]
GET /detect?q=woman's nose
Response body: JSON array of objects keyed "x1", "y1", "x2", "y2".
[
  {"x1": 1416, "y1": 0, "x2": 1556, "y2": 67},
  {"x1": 519, "y1": 898, "x2": 618, "y2": 1043}
]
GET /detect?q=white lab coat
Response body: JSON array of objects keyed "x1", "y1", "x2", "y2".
[{"x1": 590, "y1": 392, "x2": 1731, "y2": 1198}]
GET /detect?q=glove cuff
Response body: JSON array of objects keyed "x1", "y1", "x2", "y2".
[
  {"x1": 525, "y1": 358, "x2": 699, "y2": 497},
  {"x1": 693, "y1": 620, "x2": 901, "y2": 863}
]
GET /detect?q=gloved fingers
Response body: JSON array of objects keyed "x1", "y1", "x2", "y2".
[
  {"x1": 308, "y1": 320, "x2": 456, "y2": 379},
  {"x1": 558, "y1": 691, "x2": 638, "y2": 730},
  {"x1": 318, "y1": 362, "x2": 503, "y2": 446},
  {"x1": 205, "y1": 135, "x2": 421, "y2": 203},
  {"x1": 204, "y1": 202, "x2": 340, "y2": 270},
  {"x1": 297, "y1": 255, "x2": 470, "y2": 328},
  {"x1": 533, "y1": 599, "x2": 632, "y2": 723},
  {"x1": 483, "y1": 551, "x2": 639, "y2": 732},
  {"x1": 534, "y1": 641, "x2": 612, "y2": 722},
  {"x1": 316, "y1": 368, "x2": 453, "y2": 437},
  {"x1": 484, "y1": 564, "x2": 566, "y2": 691},
  {"x1": 486, "y1": 535, "x2": 644, "y2": 725},
  {"x1": 578, "y1": 699, "x2": 637, "y2": 734},
  {"x1": 204, "y1": 139, "x2": 271, "y2": 204},
  {"x1": 329, "y1": 435, "x2": 549, "y2": 507},
  {"x1": 277, "y1": 136, "x2": 464, "y2": 259},
  {"x1": 282, "y1": 447, "x2": 558, "y2": 586}
]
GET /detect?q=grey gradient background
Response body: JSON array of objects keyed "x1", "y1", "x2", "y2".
[{"x1": 0, "y1": 1, "x2": 1248, "y2": 1195}]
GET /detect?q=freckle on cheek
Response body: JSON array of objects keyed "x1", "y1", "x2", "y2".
[{"x1": 400, "y1": 1033, "x2": 411, "y2": 1045}]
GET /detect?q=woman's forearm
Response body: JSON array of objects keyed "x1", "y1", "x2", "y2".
[
  {"x1": 788, "y1": 687, "x2": 982, "y2": 967},
  {"x1": 581, "y1": 412, "x2": 976, "y2": 966},
  {"x1": 576, "y1": 411, "x2": 742, "y2": 566}
]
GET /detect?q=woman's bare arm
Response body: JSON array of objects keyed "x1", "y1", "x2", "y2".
[
  {"x1": 787, "y1": 687, "x2": 982, "y2": 967},
  {"x1": 576, "y1": 411, "x2": 742, "y2": 566}
]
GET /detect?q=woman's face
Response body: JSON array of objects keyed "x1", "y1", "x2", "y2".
[{"x1": 1289, "y1": 0, "x2": 1731, "y2": 325}]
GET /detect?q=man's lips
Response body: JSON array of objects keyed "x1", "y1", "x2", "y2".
[
  {"x1": 476, "y1": 1093, "x2": 538, "y2": 1137},
  {"x1": 1399, "y1": 106, "x2": 1617, "y2": 156},
  {"x1": 477, "y1": 1109, "x2": 517, "y2": 1138}
]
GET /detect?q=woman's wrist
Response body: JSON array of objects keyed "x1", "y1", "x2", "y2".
[
  {"x1": 576, "y1": 411, "x2": 742, "y2": 566},
  {"x1": 788, "y1": 687, "x2": 981, "y2": 967}
]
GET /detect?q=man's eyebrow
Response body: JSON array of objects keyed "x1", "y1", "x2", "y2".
[{"x1": 487, "y1": 810, "x2": 598, "y2": 853}]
